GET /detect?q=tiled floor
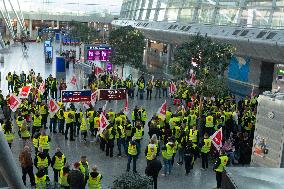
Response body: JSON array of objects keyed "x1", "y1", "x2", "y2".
[{"x1": 1, "y1": 42, "x2": 217, "y2": 189}]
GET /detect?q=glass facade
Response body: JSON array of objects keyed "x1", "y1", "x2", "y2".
[{"x1": 120, "y1": 0, "x2": 284, "y2": 29}]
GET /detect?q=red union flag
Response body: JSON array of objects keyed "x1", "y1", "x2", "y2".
[
  {"x1": 91, "y1": 91, "x2": 97, "y2": 106},
  {"x1": 123, "y1": 95, "x2": 129, "y2": 114},
  {"x1": 157, "y1": 101, "x2": 167, "y2": 118},
  {"x1": 19, "y1": 86, "x2": 31, "y2": 98},
  {"x1": 210, "y1": 128, "x2": 223, "y2": 151},
  {"x1": 48, "y1": 98, "x2": 60, "y2": 116},
  {"x1": 169, "y1": 82, "x2": 176, "y2": 94},
  {"x1": 70, "y1": 75, "x2": 77, "y2": 86},
  {"x1": 99, "y1": 112, "x2": 109, "y2": 133},
  {"x1": 39, "y1": 81, "x2": 45, "y2": 94},
  {"x1": 9, "y1": 94, "x2": 21, "y2": 112},
  {"x1": 95, "y1": 66, "x2": 104, "y2": 76}
]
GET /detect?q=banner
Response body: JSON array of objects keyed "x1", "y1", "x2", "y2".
[
  {"x1": 91, "y1": 91, "x2": 98, "y2": 106},
  {"x1": 19, "y1": 86, "x2": 31, "y2": 98},
  {"x1": 39, "y1": 81, "x2": 45, "y2": 94},
  {"x1": 210, "y1": 128, "x2": 223, "y2": 151},
  {"x1": 123, "y1": 95, "x2": 129, "y2": 114},
  {"x1": 98, "y1": 88, "x2": 127, "y2": 101},
  {"x1": 99, "y1": 112, "x2": 109, "y2": 134},
  {"x1": 157, "y1": 101, "x2": 167, "y2": 118},
  {"x1": 48, "y1": 98, "x2": 60, "y2": 116},
  {"x1": 9, "y1": 94, "x2": 21, "y2": 112},
  {"x1": 169, "y1": 82, "x2": 176, "y2": 94},
  {"x1": 95, "y1": 66, "x2": 104, "y2": 76},
  {"x1": 61, "y1": 90, "x2": 92, "y2": 103},
  {"x1": 70, "y1": 75, "x2": 77, "y2": 86}
]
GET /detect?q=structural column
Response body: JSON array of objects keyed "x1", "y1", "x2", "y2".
[
  {"x1": 167, "y1": 43, "x2": 173, "y2": 65},
  {"x1": 16, "y1": 21, "x2": 21, "y2": 38},
  {"x1": 29, "y1": 19, "x2": 32, "y2": 38},
  {"x1": 51, "y1": 20, "x2": 55, "y2": 28},
  {"x1": 57, "y1": 20, "x2": 60, "y2": 28}
]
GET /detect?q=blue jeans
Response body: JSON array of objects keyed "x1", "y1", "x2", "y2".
[
  {"x1": 127, "y1": 155, "x2": 137, "y2": 172},
  {"x1": 163, "y1": 158, "x2": 172, "y2": 174},
  {"x1": 117, "y1": 138, "x2": 127, "y2": 155},
  {"x1": 226, "y1": 151, "x2": 235, "y2": 165},
  {"x1": 178, "y1": 149, "x2": 184, "y2": 163}
]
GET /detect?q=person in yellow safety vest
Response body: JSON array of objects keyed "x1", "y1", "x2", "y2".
[
  {"x1": 80, "y1": 116, "x2": 88, "y2": 142},
  {"x1": 173, "y1": 125, "x2": 181, "y2": 139},
  {"x1": 165, "y1": 108, "x2": 172, "y2": 124},
  {"x1": 93, "y1": 113, "x2": 100, "y2": 136},
  {"x1": 34, "y1": 168, "x2": 50, "y2": 189},
  {"x1": 132, "y1": 124, "x2": 144, "y2": 155},
  {"x1": 114, "y1": 115, "x2": 122, "y2": 129},
  {"x1": 138, "y1": 79, "x2": 145, "y2": 100},
  {"x1": 106, "y1": 125, "x2": 116, "y2": 157},
  {"x1": 34, "y1": 148, "x2": 51, "y2": 174},
  {"x1": 79, "y1": 156, "x2": 89, "y2": 186},
  {"x1": 161, "y1": 141, "x2": 174, "y2": 175},
  {"x1": 6, "y1": 72, "x2": 14, "y2": 93},
  {"x1": 38, "y1": 130, "x2": 51, "y2": 154},
  {"x1": 107, "y1": 109, "x2": 116, "y2": 123},
  {"x1": 116, "y1": 124, "x2": 126, "y2": 156},
  {"x1": 51, "y1": 148, "x2": 66, "y2": 183},
  {"x1": 162, "y1": 80, "x2": 168, "y2": 98},
  {"x1": 189, "y1": 112, "x2": 197, "y2": 127},
  {"x1": 16, "y1": 114, "x2": 24, "y2": 136},
  {"x1": 124, "y1": 120, "x2": 133, "y2": 142},
  {"x1": 145, "y1": 139, "x2": 158, "y2": 164},
  {"x1": 189, "y1": 126, "x2": 199, "y2": 144},
  {"x1": 21, "y1": 119, "x2": 31, "y2": 140},
  {"x1": 213, "y1": 151, "x2": 229, "y2": 189},
  {"x1": 126, "y1": 137, "x2": 138, "y2": 173},
  {"x1": 32, "y1": 112, "x2": 42, "y2": 136},
  {"x1": 39, "y1": 103, "x2": 48, "y2": 129},
  {"x1": 33, "y1": 132, "x2": 40, "y2": 153},
  {"x1": 59, "y1": 165, "x2": 70, "y2": 189},
  {"x1": 200, "y1": 133, "x2": 212, "y2": 170},
  {"x1": 2, "y1": 120, "x2": 14, "y2": 148},
  {"x1": 57, "y1": 107, "x2": 65, "y2": 134},
  {"x1": 140, "y1": 108, "x2": 147, "y2": 126},
  {"x1": 88, "y1": 166, "x2": 103, "y2": 189},
  {"x1": 205, "y1": 113, "x2": 215, "y2": 136},
  {"x1": 146, "y1": 80, "x2": 153, "y2": 100},
  {"x1": 64, "y1": 108, "x2": 75, "y2": 141},
  {"x1": 87, "y1": 109, "x2": 95, "y2": 136}
]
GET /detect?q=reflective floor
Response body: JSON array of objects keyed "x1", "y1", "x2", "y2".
[{"x1": 1, "y1": 42, "x2": 217, "y2": 188}]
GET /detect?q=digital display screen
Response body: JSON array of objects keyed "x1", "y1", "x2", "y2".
[
  {"x1": 98, "y1": 89, "x2": 127, "y2": 101},
  {"x1": 87, "y1": 46, "x2": 112, "y2": 61}
]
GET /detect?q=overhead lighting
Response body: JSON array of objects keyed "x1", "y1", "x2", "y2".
[{"x1": 84, "y1": 3, "x2": 100, "y2": 6}]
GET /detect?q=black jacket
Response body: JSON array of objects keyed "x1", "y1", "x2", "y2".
[
  {"x1": 145, "y1": 159, "x2": 162, "y2": 177},
  {"x1": 67, "y1": 169, "x2": 85, "y2": 189}
]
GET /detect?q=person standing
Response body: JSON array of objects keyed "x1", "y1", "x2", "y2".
[
  {"x1": 67, "y1": 162, "x2": 85, "y2": 189},
  {"x1": 146, "y1": 80, "x2": 153, "y2": 100},
  {"x1": 79, "y1": 156, "x2": 89, "y2": 186},
  {"x1": 106, "y1": 125, "x2": 116, "y2": 157},
  {"x1": 145, "y1": 139, "x2": 158, "y2": 165},
  {"x1": 2, "y1": 119, "x2": 14, "y2": 148},
  {"x1": 127, "y1": 137, "x2": 138, "y2": 173},
  {"x1": 162, "y1": 79, "x2": 168, "y2": 98},
  {"x1": 49, "y1": 110, "x2": 57, "y2": 133},
  {"x1": 154, "y1": 79, "x2": 161, "y2": 98},
  {"x1": 51, "y1": 78, "x2": 58, "y2": 100},
  {"x1": 38, "y1": 130, "x2": 51, "y2": 154},
  {"x1": 184, "y1": 142, "x2": 195, "y2": 175},
  {"x1": 200, "y1": 133, "x2": 212, "y2": 170},
  {"x1": 34, "y1": 147, "x2": 51, "y2": 175},
  {"x1": 145, "y1": 155, "x2": 162, "y2": 189},
  {"x1": 213, "y1": 151, "x2": 229, "y2": 189},
  {"x1": 51, "y1": 148, "x2": 66, "y2": 184},
  {"x1": 39, "y1": 102, "x2": 48, "y2": 129},
  {"x1": 88, "y1": 166, "x2": 103, "y2": 189},
  {"x1": 65, "y1": 108, "x2": 75, "y2": 141},
  {"x1": 59, "y1": 164, "x2": 70, "y2": 189},
  {"x1": 161, "y1": 141, "x2": 174, "y2": 176},
  {"x1": 34, "y1": 168, "x2": 50, "y2": 189},
  {"x1": 19, "y1": 146, "x2": 35, "y2": 187}
]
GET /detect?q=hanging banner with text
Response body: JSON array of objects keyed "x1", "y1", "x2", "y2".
[
  {"x1": 98, "y1": 88, "x2": 127, "y2": 101},
  {"x1": 61, "y1": 90, "x2": 92, "y2": 102}
]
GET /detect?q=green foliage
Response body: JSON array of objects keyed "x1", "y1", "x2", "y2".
[
  {"x1": 111, "y1": 172, "x2": 152, "y2": 189},
  {"x1": 171, "y1": 34, "x2": 235, "y2": 79},
  {"x1": 68, "y1": 20, "x2": 99, "y2": 43},
  {"x1": 109, "y1": 26, "x2": 145, "y2": 69}
]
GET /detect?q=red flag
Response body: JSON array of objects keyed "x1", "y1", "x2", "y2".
[
  {"x1": 99, "y1": 112, "x2": 109, "y2": 133},
  {"x1": 95, "y1": 67, "x2": 104, "y2": 76},
  {"x1": 102, "y1": 101, "x2": 108, "y2": 115},
  {"x1": 48, "y1": 98, "x2": 60, "y2": 116},
  {"x1": 91, "y1": 91, "x2": 97, "y2": 106},
  {"x1": 190, "y1": 73, "x2": 196, "y2": 85},
  {"x1": 70, "y1": 75, "x2": 77, "y2": 86},
  {"x1": 9, "y1": 94, "x2": 21, "y2": 112},
  {"x1": 210, "y1": 128, "x2": 223, "y2": 151},
  {"x1": 157, "y1": 101, "x2": 167, "y2": 118},
  {"x1": 123, "y1": 95, "x2": 129, "y2": 114},
  {"x1": 19, "y1": 86, "x2": 32, "y2": 98},
  {"x1": 39, "y1": 81, "x2": 45, "y2": 94},
  {"x1": 169, "y1": 82, "x2": 176, "y2": 94}
]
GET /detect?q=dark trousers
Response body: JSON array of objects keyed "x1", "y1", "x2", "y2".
[
  {"x1": 155, "y1": 88, "x2": 161, "y2": 98},
  {"x1": 127, "y1": 155, "x2": 137, "y2": 172},
  {"x1": 58, "y1": 119, "x2": 65, "y2": 134},
  {"x1": 146, "y1": 89, "x2": 152, "y2": 100},
  {"x1": 162, "y1": 89, "x2": 168, "y2": 97},
  {"x1": 201, "y1": 152, "x2": 209, "y2": 169},
  {"x1": 152, "y1": 175, "x2": 158, "y2": 189},
  {"x1": 51, "y1": 89, "x2": 57, "y2": 100},
  {"x1": 32, "y1": 126, "x2": 41, "y2": 136},
  {"x1": 41, "y1": 114, "x2": 48, "y2": 128},
  {"x1": 106, "y1": 139, "x2": 114, "y2": 157},
  {"x1": 117, "y1": 138, "x2": 127, "y2": 155},
  {"x1": 22, "y1": 166, "x2": 35, "y2": 186},
  {"x1": 100, "y1": 137, "x2": 106, "y2": 151},
  {"x1": 184, "y1": 155, "x2": 193, "y2": 174},
  {"x1": 65, "y1": 122, "x2": 74, "y2": 140},
  {"x1": 81, "y1": 131, "x2": 87, "y2": 140},
  {"x1": 216, "y1": 171, "x2": 222, "y2": 188},
  {"x1": 53, "y1": 169, "x2": 60, "y2": 183},
  {"x1": 50, "y1": 118, "x2": 57, "y2": 132}
]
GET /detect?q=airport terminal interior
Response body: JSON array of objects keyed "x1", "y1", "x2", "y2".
[{"x1": 0, "y1": 0, "x2": 284, "y2": 189}]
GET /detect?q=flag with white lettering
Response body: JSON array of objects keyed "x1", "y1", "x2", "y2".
[
  {"x1": 157, "y1": 100, "x2": 167, "y2": 118},
  {"x1": 210, "y1": 128, "x2": 223, "y2": 151},
  {"x1": 39, "y1": 81, "x2": 45, "y2": 94},
  {"x1": 70, "y1": 75, "x2": 77, "y2": 86},
  {"x1": 99, "y1": 112, "x2": 109, "y2": 134},
  {"x1": 91, "y1": 91, "x2": 97, "y2": 106},
  {"x1": 9, "y1": 94, "x2": 21, "y2": 112},
  {"x1": 19, "y1": 86, "x2": 31, "y2": 98},
  {"x1": 48, "y1": 98, "x2": 60, "y2": 116},
  {"x1": 169, "y1": 81, "x2": 176, "y2": 94},
  {"x1": 123, "y1": 94, "x2": 129, "y2": 114}
]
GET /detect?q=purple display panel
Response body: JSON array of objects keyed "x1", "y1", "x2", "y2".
[
  {"x1": 87, "y1": 47, "x2": 112, "y2": 61},
  {"x1": 87, "y1": 50, "x2": 94, "y2": 60},
  {"x1": 107, "y1": 62, "x2": 113, "y2": 71}
]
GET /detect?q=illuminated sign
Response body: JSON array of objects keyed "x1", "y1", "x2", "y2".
[
  {"x1": 98, "y1": 89, "x2": 127, "y2": 100},
  {"x1": 61, "y1": 90, "x2": 92, "y2": 102}
]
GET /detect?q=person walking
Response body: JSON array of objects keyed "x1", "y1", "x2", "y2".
[
  {"x1": 200, "y1": 133, "x2": 212, "y2": 170},
  {"x1": 19, "y1": 146, "x2": 35, "y2": 187},
  {"x1": 161, "y1": 142, "x2": 174, "y2": 176},
  {"x1": 213, "y1": 151, "x2": 229, "y2": 189},
  {"x1": 88, "y1": 166, "x2": 103, "y2": 189},
  {"x1": 127, "y1": 137, "x2": 138, "y2": 173},
  {"x1": 184, "y1": 142, "x2": 195, "y2": 175},
  {"x1": 145, "y1": 155, "x2": 162, "y2": 189},
  {"x1": 67, "y1": 162, "x2": 85, "y2": 189},
  {"x1": 51, "y1": 148, "x2": 66, "y2": 184}
]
